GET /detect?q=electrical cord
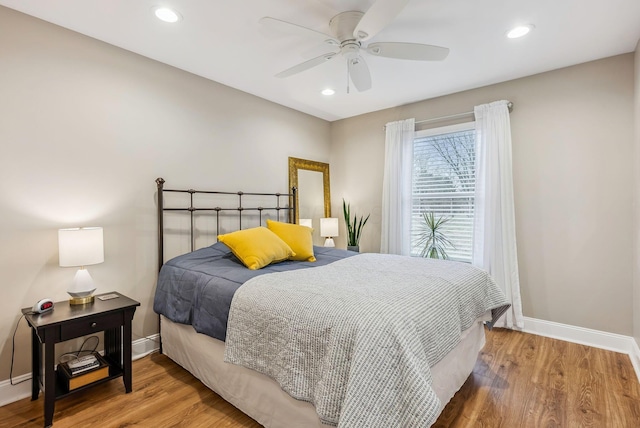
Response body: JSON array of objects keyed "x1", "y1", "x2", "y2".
[
  {"x1": 58, "y1": 336, "x2": 100, "y2": 364},
  {"x1": 10, "y1": 312, "x2": 34, "y2": 385}
]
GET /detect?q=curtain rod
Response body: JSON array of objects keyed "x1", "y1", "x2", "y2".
[
  {"x1": 415, "y1": 101, "x2": 513, "y2": 126},
  {"x1": 384, "y1": 101, "x2": 514, "y2": 129}
]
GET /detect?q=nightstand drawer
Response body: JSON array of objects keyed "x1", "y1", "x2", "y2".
[{"x1": 60, "y1": 312, "x2": 123, "y2": 341}]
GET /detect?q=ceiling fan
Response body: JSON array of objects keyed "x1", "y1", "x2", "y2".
[{"x1": 260, "y1": 0, "x2": 449, "y2": 92}]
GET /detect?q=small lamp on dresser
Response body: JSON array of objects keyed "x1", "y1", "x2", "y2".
[{"x1": 58, "y1": 227, "x2": 104, "y2": 305}]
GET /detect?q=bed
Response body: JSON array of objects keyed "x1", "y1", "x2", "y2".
[{"x1": 152, "y1": 178, "x2": 510, "y2": 427}]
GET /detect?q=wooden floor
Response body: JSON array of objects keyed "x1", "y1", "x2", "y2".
[{"x1": 1, "y1": 328, "x2": 640, "y2": 427}]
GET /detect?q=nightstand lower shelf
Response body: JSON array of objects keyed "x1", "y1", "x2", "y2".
[{"x1": 53, "y1": 357, "x2": 123, "y2": 398}]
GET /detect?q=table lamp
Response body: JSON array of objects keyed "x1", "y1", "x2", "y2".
[
  {"x1": 320, "y1": 218, "x2": 338, "y2": 247},
  {"x1": 58, "y1": 227, "x2": 104, "y2": 305}
]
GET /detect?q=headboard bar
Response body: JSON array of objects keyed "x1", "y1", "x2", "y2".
[
  {"x1": 163, "y1": 188, "x2": 291, "y2": 197},
  {"x1": 161, "y1": 207, "x2": 290, "y2": 212},
  {"x1": 156, "y1": 177, "x2": 297, "y2": 272}
]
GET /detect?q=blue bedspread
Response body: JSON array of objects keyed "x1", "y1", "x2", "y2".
[{"x1": 153, "y1": 242, "x2": 357, "y2": 341}]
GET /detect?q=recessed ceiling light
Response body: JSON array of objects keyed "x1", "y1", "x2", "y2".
[
  {"x1": 154, "y1": 7, "x2": 182, "y2": 23},
  {"x1": 506, "y1": 24, "x2": 534, "y2": 39},
  {"x1": 321, "y1": 88, "x2": 335, "y2": 96}
]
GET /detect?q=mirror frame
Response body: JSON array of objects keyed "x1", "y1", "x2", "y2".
[{"x1": 288, "y1": 157, "x2": 331, "y2": 224}]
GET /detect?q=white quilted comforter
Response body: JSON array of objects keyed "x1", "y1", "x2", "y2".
[{"x1": 224, "y1": 254, "x2": 509, "y2": 427}]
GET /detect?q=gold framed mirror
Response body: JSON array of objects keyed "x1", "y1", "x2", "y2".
[{"x1": 288, "y1": 157, "x2": 331, "y2": 224}]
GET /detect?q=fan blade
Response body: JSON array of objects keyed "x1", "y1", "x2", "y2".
[
  {"x1": 275, "y1": 53, "x2": 338, "y2": 78},
  {"x1": 348, "y1": 56, "x2": 372, "y2": 92},
  {"x1": 353, "y1": 0, "x2": 410, "y2": 41},
  {"x1": 301, "y1": 42, "x2": 340, "y2": 60},
  {"x1": 260, "y1": 17, "x2": 338, "y2": 45},
  {"x1": 366, "y1": 42, "x2": 449, "y2": 61}
]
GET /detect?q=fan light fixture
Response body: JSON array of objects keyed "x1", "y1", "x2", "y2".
[
  {"x1": 321, "y1": 89, "x2": 335, "y2": 96},
  {"x1": 154, "y1": 7, "x2": 182, "y2": 23},
  {"x1": 506, "y1": 24, "x2": 534, "y2": 39}
]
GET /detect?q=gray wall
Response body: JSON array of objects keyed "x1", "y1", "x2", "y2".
[
  {"x1": 331, "y1": 54, "x2": 635, "y2": 336},
  {"x1": 0, "y1": 6, "x2": 331, "y2": 380}
]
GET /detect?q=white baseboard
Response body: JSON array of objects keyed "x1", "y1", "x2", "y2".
[
  {"x1": 0, "y1": 334, "x2": 160, "y2": 408},
  {"x1": 132, "y1": 334, "x2": 160, "y2": 361},
  {"x1": 523, "y1": 317, "x2": 635, "y2": 353},
  {"x1": 0, "y1": 373, "x2": 32, "y2": 407},
  {"x1": 523, "y1": 316, "x2": 640, "y2": 382}
]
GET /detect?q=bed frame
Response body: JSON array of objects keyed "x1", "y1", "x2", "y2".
[{"x1": 155, "y1": 177, "x2": 297, "y2": 272}]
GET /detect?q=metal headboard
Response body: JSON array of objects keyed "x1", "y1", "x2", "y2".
[{"x1": 156, "y1": 177, "x2": 297, "y2": 272}]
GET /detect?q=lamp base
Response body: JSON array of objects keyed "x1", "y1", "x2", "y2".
[
  {"x1": 323, "y1": 237, "x2": 335, "y2": 247},
  {"x1": 69, "y1": 295, "x2": 95, "y2": 305}
]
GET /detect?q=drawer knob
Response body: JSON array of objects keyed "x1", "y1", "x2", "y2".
[{"x1": 91, "y1": 322, "x2": 97, "y2": 328}]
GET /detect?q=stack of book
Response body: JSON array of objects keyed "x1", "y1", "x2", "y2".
[{"x1": 58, "y1": 353, "x2": 110, "y2": 391}]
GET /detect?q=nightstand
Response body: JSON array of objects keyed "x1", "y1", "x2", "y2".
[{"x1": 22, "y1": 292, "x2": 140, "y2": 428}]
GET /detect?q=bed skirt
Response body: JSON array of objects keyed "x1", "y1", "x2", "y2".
[{"x1": 159, "y1": 314, "x2": 488, "y2": 427}]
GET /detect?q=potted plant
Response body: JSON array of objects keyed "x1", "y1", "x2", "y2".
[
  {"x1": 343, "y1": 199, "x2": 370, "y2": 252},
  {"x1": 416, "y1": 212, "x2": 455, "y2": 259}
]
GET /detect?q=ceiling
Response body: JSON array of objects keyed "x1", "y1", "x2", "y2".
[{"x1": 2, "y1": 0, "x2": 639, "y2": 122}]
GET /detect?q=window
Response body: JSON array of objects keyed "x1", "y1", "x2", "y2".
[{"x1": 410, "y1": 122, "x2": 475, "y2": 262}]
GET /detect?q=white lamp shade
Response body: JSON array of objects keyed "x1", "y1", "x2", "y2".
[
  {"x1": 320, "y1": 218, "x2": 339, "y2": 238},
  {"x1": 59, "y1": 227, "x2": 104, "y2": 267},
  {"x1": 299, "y1": 218, "x2": 313, "y2": 229}
]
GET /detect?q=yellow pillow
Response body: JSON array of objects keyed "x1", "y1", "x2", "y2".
[
  {"x1": 266, "y1": 219, "x2": 316, "y2": 262},
  {"x1": 218, "y1": 227, "x2": 295, "y2": 270}
]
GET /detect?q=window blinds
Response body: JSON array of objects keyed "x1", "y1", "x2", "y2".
[{"x1": 411, "y1": 127, "x2": 475, "y2": 262}]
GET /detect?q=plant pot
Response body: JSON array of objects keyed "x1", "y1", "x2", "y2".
[{"x1": 347, "y1": 245, "x2": 360, "y2": 252}]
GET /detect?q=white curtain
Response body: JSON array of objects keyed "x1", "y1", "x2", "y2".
[
  {"x1": 381, "y1": 118, "x2": 415, "y2": 255},
  {"x1": 473, "y1": 100, "x2": 523, "y2": 329}
]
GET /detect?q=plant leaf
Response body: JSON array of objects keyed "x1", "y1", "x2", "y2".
[{"x1": 418, "y1": 211, "x2": 455, "y2": 260}]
